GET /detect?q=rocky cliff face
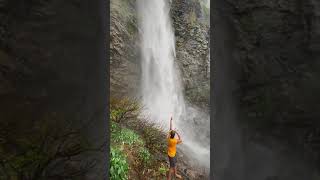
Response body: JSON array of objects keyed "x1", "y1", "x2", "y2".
[
  {"x1": 110, "y1": 0, "x2": 140, "y2": 97},
  {"x1": 171, "y1": 0, "x2": 210, "y2": 109},
  {"x1": 110, "y1": 0, "x2": 210, "y2": 109},
  {"x1": 213, "y1": 0, "x2": 320, "y2": 179}
]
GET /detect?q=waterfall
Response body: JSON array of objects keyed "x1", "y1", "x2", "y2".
[{"x1": 137, "y1": 0, "x2": 210, "y2": 170}]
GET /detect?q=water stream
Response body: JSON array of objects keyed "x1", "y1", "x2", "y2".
[{"x1": 137, "y1": 0, "x2": 210, "y2": 170}]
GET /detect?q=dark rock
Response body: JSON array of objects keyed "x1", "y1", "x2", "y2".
[
  {"x1": 0, "y1": 0, "x2": 107, "y2": 179},
  {"x1": 110, "y1": 0, "x2": 140, "y2": 97},
  {"x1": 171, "y1": 0, "x2": 210, "y2": 109},
  {"x1": 213, "y1": 0, "x2": 320, "y2": 179}
]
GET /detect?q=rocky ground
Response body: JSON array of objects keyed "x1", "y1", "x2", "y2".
[{"x1": 176, "y1": 149, "x2": 210, "y2": 180}]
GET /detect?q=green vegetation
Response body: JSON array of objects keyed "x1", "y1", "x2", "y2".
[
  {"x1": 158, "y1": 164, "x2": 167, "y2": 176},
  {"x1": 110, "y1": 147, "x2": 129, "y2": 180},
  {"x1": 111, "y1": 121, "x2": 143, "y2": 146},
  {"x1": 138, "y1": 147, "x2": 151, "y2": 166},
  {"x1": 110, "y1": 97, "x2": 141, "y2": 123},
  {"x1": 109, "y1": 97, "x2": 169, "y2": 179}
]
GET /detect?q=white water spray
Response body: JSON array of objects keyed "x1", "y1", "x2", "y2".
[{"x1": 137, "y1": 0, "x2": 210, "y2": 169}]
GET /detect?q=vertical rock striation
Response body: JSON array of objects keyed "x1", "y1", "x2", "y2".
[
  {"x1": 171, "y1": 0, "x2": 210, "y2": 109},
  {"x1": 110, "y1": 0, "x2": 140, "y2": 97}
]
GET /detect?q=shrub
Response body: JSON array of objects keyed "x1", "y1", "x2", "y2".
[
  {"x1": 138, "y1": 147, "x2": 151, "y2": 167},
  {"x1": 158, "y1": 164, "x2": 167, "y2": 176},
  {"x1": 110, "y1": 97, "x2": 142, "y2": 123},
  {"x1": 139, "y1": 121, "x2": 167, "y2": 154},
  {"x1": 122, "y1": 116, "x2": 167, "y2": 155},
  {"x1": 111, "y1": 121, "x2": 143, "y2": 146},
  {"x1": 110, "y1": 147, "x2": 129, "y2": 180}
]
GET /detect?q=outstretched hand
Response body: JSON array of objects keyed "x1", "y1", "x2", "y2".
[{"x1": 175, "y1": 129, "x2": 181, "y2": 141}]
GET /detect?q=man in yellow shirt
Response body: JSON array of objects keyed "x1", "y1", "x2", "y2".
[{"x1": 167, "y1": 117, "x2": 182, "y2": 180}]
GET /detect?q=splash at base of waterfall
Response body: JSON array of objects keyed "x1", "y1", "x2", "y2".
[{"x1": 180, "y1": 142, "x2": 210, "y2": 169}]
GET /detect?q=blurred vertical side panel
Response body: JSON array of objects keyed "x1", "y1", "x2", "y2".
[{"x1": 0, "y1": 0, "x2": 108, "y2": 179}]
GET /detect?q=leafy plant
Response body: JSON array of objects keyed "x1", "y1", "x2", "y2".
[
  {"x1": 138, "y1": 147, "x2": 151, "y2": 166},
  {"x1": 110, "y1": 109, "x2": 124, "y2": 122},
  {"x1": 158, "y1": 164, "x2": 167, "y2": 176},
  {"x1": 110, "y1": 147, "x2": 129, "y2": 180},
  {"x1": 111, "y1": 122, "x2": 143, "y2": 146},
  {"x1": 111, "y1": 121, "x2": 120, "y2": 133}
]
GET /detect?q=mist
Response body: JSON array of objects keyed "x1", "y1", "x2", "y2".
[{"x1": 137, "y1": 0, "x2": 210, "y2": 170}]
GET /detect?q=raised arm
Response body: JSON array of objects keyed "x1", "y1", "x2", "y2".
[
  {"x1": 167, "y1": 117, "x2": 173, "y2": 139},
  {"x1": 176, "y1": 131, "x2": 182, "y2": 144}
]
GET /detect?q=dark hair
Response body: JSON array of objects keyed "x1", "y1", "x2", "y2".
[{"x1": 170, "y1": 130, "x2": 175, "y2": 139}]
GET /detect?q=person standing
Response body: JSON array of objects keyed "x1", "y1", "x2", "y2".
[{"x1": 167, "y1": 117, "x2": 182, "y2": 179}]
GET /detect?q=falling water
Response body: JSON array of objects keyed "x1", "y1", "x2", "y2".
[{"x1": 137, "y1": 0, "x2": 210, "y2": 170}]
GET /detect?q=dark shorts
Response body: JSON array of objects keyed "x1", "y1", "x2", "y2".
[{"x1": 168, "y1": 155, "x2": 177, "y2": 168}]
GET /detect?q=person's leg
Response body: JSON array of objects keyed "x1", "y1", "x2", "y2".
[
  {"x1": 173, "y1": 156, "x2": 182, "y2": 179},
  {"x1": 167, "y1": 167, "x2": 174, "y2": 180},
  {"x1": 167, "y1": 156, "x2": 174, "y2": 180},
  {"x1": 174, "y1": 167, "x2": 182, "y2": 178}
]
